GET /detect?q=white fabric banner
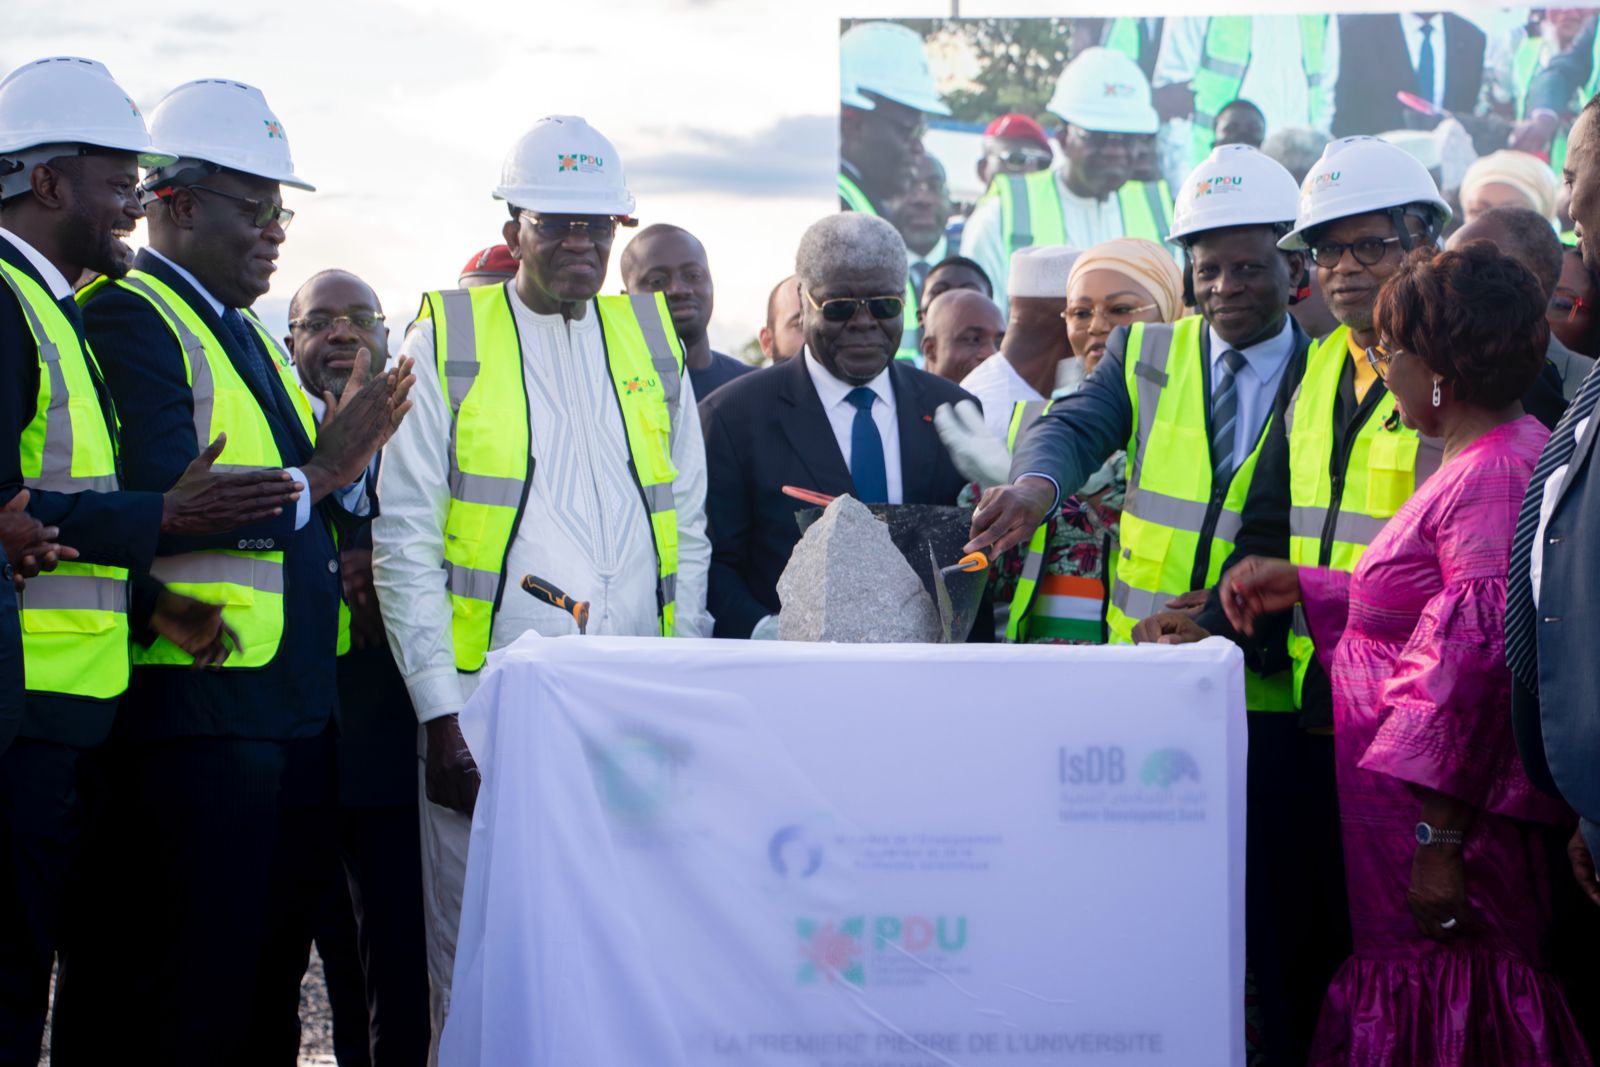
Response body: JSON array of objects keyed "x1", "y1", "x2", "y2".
[{"x1": 443, "y1": 637, "x2": 1247, "y2": 1067}]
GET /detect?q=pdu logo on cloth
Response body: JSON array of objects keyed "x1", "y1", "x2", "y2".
[
  {"x1": 1194, "y1": 175, "x2": 1243, "y2": 198},
  {"x1": 558, "y1": 153, "x2": 605, "y2": 174},
  {"x1": 796, "y1": 916, "x2": 969, "y2": 986}
]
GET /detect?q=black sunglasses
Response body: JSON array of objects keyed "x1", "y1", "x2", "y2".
[
  {"x1": 188, "y1": 185, "x2": 294, "y2": 230},
  {"x1": 804, "y1": 290, "x2": 904, "y2": 323},
  {"x1": 1310, "y1": 235, "x2": 1402, "y2": 269}
]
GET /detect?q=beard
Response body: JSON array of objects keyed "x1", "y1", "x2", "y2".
[{"x1": 60, "y1": 204, "x2": 134, "y2": 280}]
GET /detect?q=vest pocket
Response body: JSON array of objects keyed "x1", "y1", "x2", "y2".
[
  {"x1": 1365, "y1": 433, "x2": 1419, "y2": 517},
  {"x1": 21, "y1": 609, "x2": 116, "y2": 635}
]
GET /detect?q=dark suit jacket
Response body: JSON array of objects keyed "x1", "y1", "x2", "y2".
[
  {"x1": 1331, "y1": 13, "x2": 1486, "y2": 137},
  {"x1": 1513, "y1": 381, "x2": 1600, "y2": 854},
  {"x1": 0, "y1": 237, "x2": 166, "y2": 746},
  {"x1": 700, "y1": 354, "x2": 976, "y2": 638},
  {"x1": 84, "y1": 248, "x2": 351, "y2": 742},
  {"x1": 1528, "y1": 21, "x2": 1595, "y2": 116}
]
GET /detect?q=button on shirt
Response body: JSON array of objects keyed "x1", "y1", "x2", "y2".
[
  {"x1": 803, "y1": 347, "x2": 903, "y2": 504},
  {"x1": 1209, "y1": 319, "x2": 1295, "y2": 473}
]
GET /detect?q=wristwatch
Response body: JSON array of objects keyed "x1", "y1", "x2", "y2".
[{"x1": 1415, "y1": 821, "x2": 1466, "y2": 847}]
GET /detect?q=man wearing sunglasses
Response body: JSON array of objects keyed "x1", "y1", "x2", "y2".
[
  {"x1": 59, "y1": 79, "x2": 413, "y2": 1063},
  {"x1": 700, "y1": 212, "x2": 975, "y2": 640},
  {"x1": 976, "y1": 113, "x2": 1054, "y2": 192},
  {"x1": 371, "y1": 115, "x2": 712, "y2": 1057},
  {"x1": 961, "y1": 48, "x2": 1175, "y2": 317}
]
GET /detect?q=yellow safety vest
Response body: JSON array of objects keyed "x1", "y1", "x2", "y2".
[
  {"x1": 1284, "y1": 325, "x2": 1440, "y2": 702},
  {"x1": 840, "y1": 171, "x2": 921, "y2": 363},
  {"x1": 416, "y1": 286, "x2": 685, "y2": 671},
  {"x1": 1191, "y1": 16, "x2": 1328, "y2": 164},
  {"x1": 1001, "y1": 400, "x2": 1115, "y2": 644},
  {"x1": 80, "y1": 269, "x2": 319, "y2": 669},
  {"x1": 0, "y1": 262, "x2": 130, "y2": 700},
  {"x1": 994, "y1": 170, "x2": 1171, "y2": 262},
  {"x1": 1104, "y1": 17, "x2": 1148, "y2": 66},
  {"x1": 1107, "y1": 316, "x2": 1294, "y2": 711}
]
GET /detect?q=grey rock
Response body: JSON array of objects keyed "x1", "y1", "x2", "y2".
[{"x1": 777, "y1": 496, "x2": 941, "y2": 643}]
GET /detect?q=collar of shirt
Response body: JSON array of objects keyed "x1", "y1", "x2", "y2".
[
  {"x1": 145, "y1": 247, "x2": 227, "y2": 317},
  {"x1": 1207, "y1": 317, "x2": 1294, "y2": 391},
  {"x1": 0, "y1": 227, "x2": 75, "y2": 301},
  {"x1": 803, "y1": 346, "x2": 895, "y2": 415}
]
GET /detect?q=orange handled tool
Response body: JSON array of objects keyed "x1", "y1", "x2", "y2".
[
  {"x1": 939, "y1": 551, "x2": 989, "y2": 576},
  {"x1": 520, "y1": 574, "x2": 590, "y2": 635}
]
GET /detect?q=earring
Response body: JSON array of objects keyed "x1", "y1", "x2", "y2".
[{"x1": 1432, "y1": 379, "x2": 1442, "y2": 408}]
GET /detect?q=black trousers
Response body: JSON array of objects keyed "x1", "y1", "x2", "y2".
[
  {"x1": 52, "y1": 730, "x2": 341, "y2": 1067},
  {"x1": 314, "y1": 803, "x2": 430, "y2": 1067},
  {"x1": 0, "y1": 737, "x2": 96, "y2": 1067},
  {"x1": 1245, "y1": 714, "x2": 1350, "y2": 1067}
]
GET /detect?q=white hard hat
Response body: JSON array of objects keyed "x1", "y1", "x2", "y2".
[
  {"x1": 494, "y1": 115, "x2": 635, "y2": 217},
  {"x1": 1279, "y1": 136, "x2": 1450, "y2": 251},
  {"x1": 142, "y1": 78, "x2": 313, "y2": 191},
  {"x1": 0, "y1": 56, "x2": 176, "y2": 199},
  {"x1": 1168, "y1": 144, "x2": 1301, "y2": 245},
  {"x1": 1046, "y1": 48, "x2": 1158, "y2": 136},
  {"x1": 840, "y1": 22, "x2": 951, "y2": 116}
]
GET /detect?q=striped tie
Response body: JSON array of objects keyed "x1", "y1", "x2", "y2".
[
  {"x1": 1211, "y1": 348, "x2": 1247, "y2": 483},
  {"x1": 1506, "y1": 362, "x2": 1600, "y2": 694}
]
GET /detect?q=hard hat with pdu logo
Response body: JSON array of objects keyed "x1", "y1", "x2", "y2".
[
  {"x1": 140, "y1": 78, "x2": 313, "y2": 191},
  {"x1": 840, "y1": 21, "x2": 951, "y2": 116},
  {"x1": 1045, "y1": 47, "x2": 1159, "y2": 135},
  {"x1": 1168, "y1": 144, "x2": 1301, "y2": 244},
  {"x1": 495, "y1": 115, "x2": 635, "y2": 218},
  {"x1": 1278, "y1": 136, "x2": 1451, "y2": 250}
]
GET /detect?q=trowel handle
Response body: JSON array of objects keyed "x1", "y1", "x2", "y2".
[{"x1": 520, "y1": 574, "x2": 590, "y2": 635}]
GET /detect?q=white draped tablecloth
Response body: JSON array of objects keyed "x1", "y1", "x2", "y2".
[{"x1": 442, "y1": 636, "x2": 1247, "y2": 1066}]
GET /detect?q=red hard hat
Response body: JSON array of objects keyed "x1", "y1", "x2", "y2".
[
  {"x1": 983, "y1": 113, "x2": 1050, "y2": 148},
  {"x1": 459, "y1": 244, "x2": 517, "y2": 281}
]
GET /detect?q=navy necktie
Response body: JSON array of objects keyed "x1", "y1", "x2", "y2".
[
  {"x1": 1506, "y1": 363, "x2": 1600, "y2": 694},
  {"x1": 1211, "y1": 348, "x2": 1247, "y2": 484},
  {"x1": 1416, "y1": 19, "x2": 1436, "y2": 106},
  {"x1": 846, "y1": 386, "x2": 888, "y2": 504},
  {"x1": 221, "y1": 307, "x2": 276, "y2": 400}
]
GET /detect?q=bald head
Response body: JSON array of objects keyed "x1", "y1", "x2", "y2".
[
  {"x1": 1448, "y1": 206, "x2": 1564, "y2": 300},
  {"x1": 921, "y1": 289, "x2": 1004, "y2": 383}
]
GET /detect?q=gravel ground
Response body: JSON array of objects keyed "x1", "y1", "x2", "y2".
[{"x1": 38, "y1": 950, "x2": 341, "y2": 1066}]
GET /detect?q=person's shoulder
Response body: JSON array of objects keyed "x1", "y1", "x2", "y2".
[
  {"x1": 893, "y1": 360, "x2": 978, "y2": 407},
  {"x1": 699, "y1": 358, "x2": 789, "y2": 420},
  {"x1": 712, "y1": 350, "x2": 756, "y2": 378}
]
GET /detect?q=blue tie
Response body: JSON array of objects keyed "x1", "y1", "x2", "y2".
[
  {"x1": 221, "y1": 307, "x2": 276, "y2": 400},
  {"x1": 846, "y1": 386, "x2": 888, "y2": 504},
  {"x1": 1211, "y1": 348, "x2": 1247, "y2": 483},
  {"x1": 1416, "y1": 19, "x2": 1436, "y2": 107}
]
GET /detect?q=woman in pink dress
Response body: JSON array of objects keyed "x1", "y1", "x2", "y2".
[{"x1": 1222, "y1": 244, "x2": 1592, "y2": 1066}]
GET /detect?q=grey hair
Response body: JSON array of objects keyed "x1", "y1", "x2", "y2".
[
  {"x1": 795, "y1": 212, "x2": 908, "y2": 295},
  {"x1": 1261, "y1": 126, "x2": 1332, "y2": 186}
]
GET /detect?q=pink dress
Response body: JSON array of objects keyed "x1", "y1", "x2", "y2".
[{"x1": 1298, "y1": 416, "x2": 1591, "y2": 1067}]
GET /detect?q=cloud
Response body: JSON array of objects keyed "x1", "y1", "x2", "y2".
[{"x1": 629, "y1": 114, "x2": 835, "y2": 198}]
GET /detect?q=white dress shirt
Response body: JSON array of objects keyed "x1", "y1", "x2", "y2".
[
  {"x1": 1533, "y1": 414, "x2": 1593, "y2": 607},
  {"x1": 802, "y1": 347, "x2": 903, "y2": 504},
  {"x1": 372, "y1": 285, "x2": 712, "y2": 723},
  {"x1": 144, "y1": 248, "x2": 317, "y2": 530},
  {"x1": 959, "y1": 353, "x2": 1044, "y2": 443},
  {"x1": 1401, "y1": 13, "x2": 1445, "y2": 109},
  {"x1": 1209, "y1": 318, "x2": 1295, "y2": 472}
]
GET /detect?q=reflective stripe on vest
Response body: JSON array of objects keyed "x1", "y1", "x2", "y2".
[
  {"x1": 1104, "y1": 17, "x2": 1144, "y2": 63},
  {"x1": 997, "y1": 171, "x2": 1171, "y2": 259},
  {"x1": 80, "y1": 269, "x2": 318, "y2": 669},
  {"x1": 838, "y1": 172, "x2": 877, "y2": 215},
  {"x1": 1282, "y1": 325, "x2": 1439, "y2": 703},
  {"x1": 417, "y1": 286, "x2": 684, "y2": 671},
  {"x1": 0, "y1": 261, "x2": 130, "y2": 699},
  {"x1": 840, "y1": 172, "x2": 920, "y2": 363},
  {"x1": 1191, "y1": 16, "x2": 1327, "y2": 163},
  {"x1": 1107, "y1": 317, "x2": 1293, "y2": 710},
  {"x1": 1003, "y1": 400, "x2": 1053, "y2": 642}
]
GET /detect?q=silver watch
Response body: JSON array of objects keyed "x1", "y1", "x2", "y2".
[{"x1": 1415, "y1": 821, "x2": 1465, "y2": 847}]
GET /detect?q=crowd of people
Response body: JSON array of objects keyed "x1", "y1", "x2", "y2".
[{"x1": 5, "y1": 12, "x2": 1600, "y2": 1067}]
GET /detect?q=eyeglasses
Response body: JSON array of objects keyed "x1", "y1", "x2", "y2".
[
  {"x1": 994, "y1": 148, "x2": 1052, "y2": 168},
  {"x1": 804, "y1": 290, "x2": 905, "y2": 323},
  {"x1": 1310, "y1": 235, "x2": 1403, "y2": 269},
  {"x1": 1062, "y1": 302, "x2": 1159, "y2": 326},
  {"x1": 289, "y1": 312, "x2": 385, "y2": 334},
  {"x1": 520, "y1": 213, "x2": 619, "y2": 241},
  {"x1": 1365, "y1": 343, "x2": 1396, "y2": 381},
  {"x1": 1549, "y1": 289, "x2": 1590, "y2": 323},
  {"x1": 1068, "y1": 127, "x2": 1136, "y2": 148},
  {"x1": 188, "y1": 185, "x2": 294, "y2": 231}
]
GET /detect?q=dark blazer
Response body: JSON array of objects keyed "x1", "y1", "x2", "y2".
[
  {"x1": 700, "y1": 353, "x2": 976, "y2": 638},
  {"x1": 1528, "y1": 20, "x2": 1595, "y2": 116},
  {"x1": 84, "y1": 248, "x2": 350, "y2": 742},
  {"x1": 0, "y1": 237, "x2": 166, "y2": 746},
  {"x1": 1331, "y1": 13, "x2": 1486, "y2": 137},
  {"x1": 1513, "y1": 382, "x2": 1600, "y2": 854}
]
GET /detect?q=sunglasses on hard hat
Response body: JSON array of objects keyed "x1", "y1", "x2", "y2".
[
  {"x1": 1068, "y1": 127, "x2": 1135, "y2": 148},
  {"x1": 805, "y1": 290, "x2": 905, "y2": 323},
  {"x1": 1310, "y1": 235, "x2": 1403, "y2": 269},
  {"x1": 186, "y1": 185, "x2": 294, "y2": 231},
  {"x1": 519, "y1": 212, "x2": 622, "y2": 241},
  {"x1": 995, "y1": 147, "x2": 1052, "y2": 168}
]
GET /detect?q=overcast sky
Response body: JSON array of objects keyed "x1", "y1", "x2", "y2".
[{"x1": 9, "y1": 0, "x2": 1488, "y2": 353}]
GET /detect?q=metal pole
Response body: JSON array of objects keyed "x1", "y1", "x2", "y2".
[{"x1": 951, "y1": 0, "x2": 960, "y2": 17}]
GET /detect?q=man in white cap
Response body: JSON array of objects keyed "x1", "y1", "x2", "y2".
[
  {"x1": 957, "y1": 246, "x2": 1079, "y2": 442},
  {"x1": 58, "y1": 77, "x2": 412, "y2": 1063},
  {"x1": 961, "y1": 47, "x2": 1173, "y2": 316},
  {"x1": 371, "y1": 115, "x2": 711, "y2": 1059}
]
